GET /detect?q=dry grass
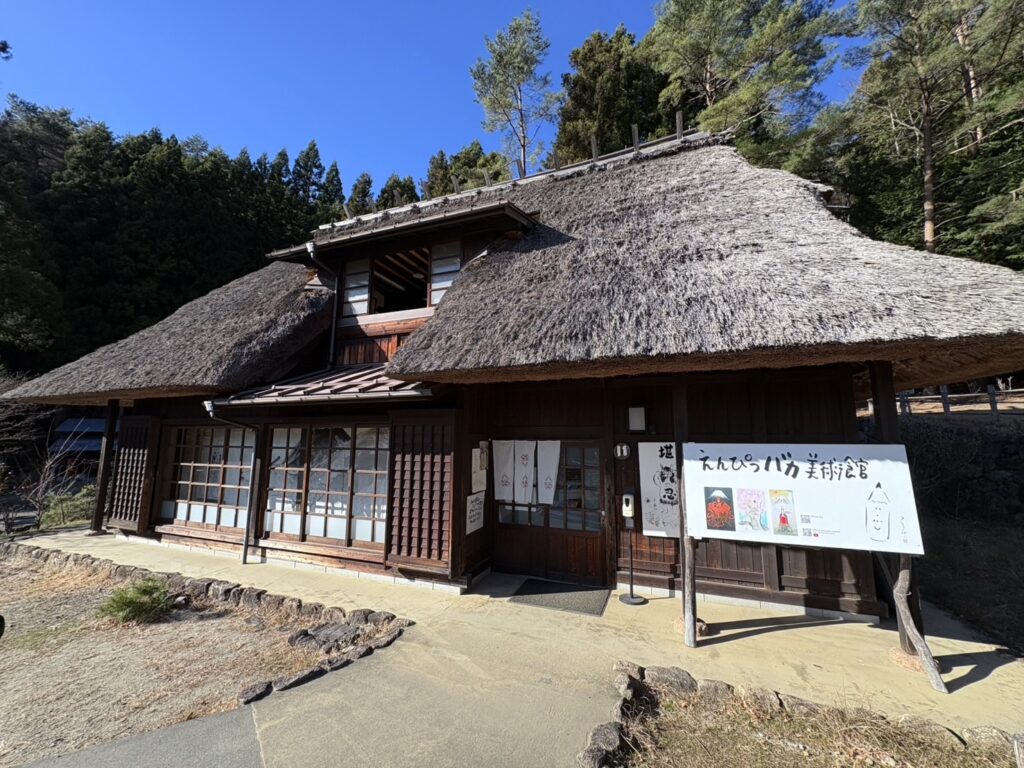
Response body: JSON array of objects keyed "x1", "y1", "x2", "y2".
[
  {"x1": 0, "y1": 558, "x2": 323, "y2": 767},
  {"x1": 624, "y1": 690, "x2": 1015, "y2": 768}
]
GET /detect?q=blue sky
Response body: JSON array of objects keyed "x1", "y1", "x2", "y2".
[{"x1": 1, "y1": 1, "x2": 864, "y2": 192}]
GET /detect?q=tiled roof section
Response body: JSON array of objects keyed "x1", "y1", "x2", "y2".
[{"x1": 214, "y1": 363, "x2": 432, "y2": 407}]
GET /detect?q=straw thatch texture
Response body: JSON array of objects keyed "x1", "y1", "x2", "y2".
[
  {"x1": 385, "y1": 143, "x2": 1024, "y2": 389},
  {"x1": 4, "y1": 262, "x2": 331, "y2": 405}
]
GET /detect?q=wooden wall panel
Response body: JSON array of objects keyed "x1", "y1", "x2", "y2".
[
  {"x1": 106, "y1": 415, "x2": 159, "y2": 534},
  {"x1": 389, "y1": 413, "x2": 455, "y2": 572}
]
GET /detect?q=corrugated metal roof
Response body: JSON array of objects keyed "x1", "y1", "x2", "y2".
[{"x1": 215, "y1": 364, "x2": 432, "y2": 407}]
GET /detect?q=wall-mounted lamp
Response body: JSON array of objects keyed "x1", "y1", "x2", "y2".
[
  {"x1": 627, "y1": 406, "x2": 647, "y2": 433},
  {"x1": 614, "y1": 443, "x2": 631, "y2": 460}
]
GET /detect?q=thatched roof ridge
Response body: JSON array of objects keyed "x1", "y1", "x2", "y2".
[
  {"x1": 385, "y1": 142, "x2": 1024, "y2": 390},
  {"x1": 4, "y1": 262, "x2": 331, "y2": 405}
]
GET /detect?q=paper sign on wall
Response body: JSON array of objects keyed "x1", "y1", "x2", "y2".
[
  {"x1": 638, "y1": 442, "x2": 681, "y2": 538},
  {"x1": 466, "y1": 491, "x2": 485, "y2": 535},
  {"x1": 682, "y1": 443, "x2": 924, "y2": 555},
  {"x1": 471, "y1": 445, "x2": 488, "y2": 493}
]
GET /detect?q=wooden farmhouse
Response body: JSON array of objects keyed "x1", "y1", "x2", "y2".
[{"x1": 9, "y1": 133, "x2": 1024, "y2": 618}]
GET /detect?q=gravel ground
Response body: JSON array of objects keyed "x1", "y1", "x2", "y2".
[{"x1": 0, "y1": 558, "x2": 321, "y2": 767}]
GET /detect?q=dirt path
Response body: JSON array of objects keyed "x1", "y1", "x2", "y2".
[{"x1": 0, "y1": 558, "x2": 319, "y2": 767}]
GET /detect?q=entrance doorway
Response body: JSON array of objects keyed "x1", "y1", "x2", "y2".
[{"x1": 492, "y1": 442, "x2": 607, "y2": 586}]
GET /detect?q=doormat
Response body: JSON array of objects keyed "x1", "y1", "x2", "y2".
[{"x1": 509, "y1": 579, "x2": 610, "y2": 617}]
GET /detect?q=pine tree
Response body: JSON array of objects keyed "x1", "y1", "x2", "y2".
[
  {"x1": 553, "y1": 27, "x2": 675, "y2": 164},
  {"x1": 317, "y1": 161, "x2": 345, "y2": 222},
  {"x1": 291, "y1": 140, "x2": 325, "y2": 209},
  {"x1": 422, "y1": 150, "x2": 453, "y2": 198},
  {"x1": 450, "y1": 140, "x2": 509, "y2": 189},
  {"x1": 470, "y1": 10, "x2": 560, "y2": 175},
  {"x1": 348, "y1": 172, "x2": 375, "y2": 215},
  {"x1": 376, "y1": 174, "x2": 419, "y2": 209}
]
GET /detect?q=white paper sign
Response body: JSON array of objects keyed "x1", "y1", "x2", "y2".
[
  {"x1": 466, "y1": 491, "x2": 485, "y2": 535},
  {"x1": 638, "y1": 442, "x2": 681, "y2": 538},
  {"x1": 471, "y1": 447, "x2": 487, "y2": 493},
  {"x1": 682, "y1": 443, "x2": 924, "y2": 555}
]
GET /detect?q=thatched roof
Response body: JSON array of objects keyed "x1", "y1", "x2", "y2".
[
  {"x1": 383, "y1": 140, "x2": 1024, "y2": 390},
  {"x1": 4, "y1": 262, "x2": 331, "y2": 405}
]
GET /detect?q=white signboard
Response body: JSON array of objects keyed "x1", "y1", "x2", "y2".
[
  {"x1": 466, "y1": 491, "x2": 485, "y2": 535},
  {"x1": 638, "y1": 442, "x2": 681, "y2": 538},
  {"x1": 682, "y1": 443, "x2": 924, "y2": 555}
]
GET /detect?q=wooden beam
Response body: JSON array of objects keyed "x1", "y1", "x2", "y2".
[
  {"x1": 89, "y1": 399, "x2": 118, "y2": 534},
  {"x1": 869, "y1": 362, "x2": 927, "y2": 657},
  {"x1": 673, "y1": 379, "x2": 698, "y2": 648}
]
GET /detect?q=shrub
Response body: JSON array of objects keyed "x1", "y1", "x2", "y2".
[
  {"x1": 98, "y1": 579, "x2": 175, "y2": 624},
  {"x1": 39, "y1": 484, "x2": 96, "y2": 528}
]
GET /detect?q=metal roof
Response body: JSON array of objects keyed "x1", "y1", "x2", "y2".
[{"x1": 213, "y1": 363, "x2": 432, "y2": 407}]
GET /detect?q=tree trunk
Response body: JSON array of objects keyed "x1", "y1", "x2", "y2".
[
  {"x1": 920, "y1": 84, "x2": 937, "y2": 253},
  {"x1": 894, "y1": 554, "x2": 948, "y2": 693},
  {"x1": 954, "y1": 15, "x2": 983, "y2": 149}
]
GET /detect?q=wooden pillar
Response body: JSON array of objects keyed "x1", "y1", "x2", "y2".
[
  {"x1": 89, "y1": 399, "x2": 118, "y2": 533},
  {"x1": 673, "y1": 380, "x2": 698, "y2": 647},
  {"x1": 869, "y1": 362, "x2": 925, "y2": 653}
]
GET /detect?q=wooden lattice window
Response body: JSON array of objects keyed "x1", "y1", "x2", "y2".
[
  {"x1": 264, "y1": 424, "x2": 389, "y2": 546},
  {"x1": 161, "y1": 426, "x2": 254, "y2": 530}
]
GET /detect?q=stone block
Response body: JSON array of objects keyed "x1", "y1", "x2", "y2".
[
  {"x1": 645, "y1": 666, "x2": 697, "y2": 697},
  {"x1": 238, "y1": 681, "x2": 272, "y2": 705}
]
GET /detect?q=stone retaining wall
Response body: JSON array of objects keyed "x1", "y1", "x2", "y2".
[
  {"x1": 0, "y1": 540, "x2": 414, "y2": 704},
  {"x1": 578, "y1": 661, "x2": 1024, "y2": 767}
]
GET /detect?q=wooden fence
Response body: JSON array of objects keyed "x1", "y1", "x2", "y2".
[{"x1": 862, "y1": 386, "x2": 1024, "y2": 420}]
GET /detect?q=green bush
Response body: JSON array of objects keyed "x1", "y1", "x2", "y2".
[
  {"x1": 98, "y1": 578, "x2": 174, "y2": 624},
  {"x1": 40, "y1": 484, "x2": 96, "y2": 528}
]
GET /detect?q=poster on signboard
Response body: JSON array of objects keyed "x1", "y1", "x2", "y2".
[
  {"x1": 471, "y1": 446, "x2": 487, "y2": 493},
  {"x1": 638, "y1": 442, "x2": 681, "y2": 538},
  {"x1": 682, "y1": 443, "x2": 924, "y2": 555},
  {"x1": 466, "y1": 491, "x2": 485, "y2": 535}
]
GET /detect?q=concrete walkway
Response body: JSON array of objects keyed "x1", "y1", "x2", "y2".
[{"x1": 20, "y1": 530, "x2": 1024, "y2": 767}]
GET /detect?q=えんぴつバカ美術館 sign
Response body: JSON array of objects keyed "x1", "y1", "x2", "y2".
[{"x1": 681, "y1": 443, "x2": 924, "y2": 555}]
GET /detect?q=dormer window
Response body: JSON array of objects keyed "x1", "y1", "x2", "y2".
[{"x1": 342, "y1": 241, "x2": 461, "y2": 317}]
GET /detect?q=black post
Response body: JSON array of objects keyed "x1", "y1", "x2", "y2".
[{"x1": 619, "y1": 521, "x2": 647, "y2": 606}]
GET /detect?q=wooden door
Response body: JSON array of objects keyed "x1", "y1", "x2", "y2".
[
  {"x1": 106, "y1": 415, "x2": 160, "y2": 534},
  {"x1": 494, "y1": 441, "x2": 606, "y2": 586}
]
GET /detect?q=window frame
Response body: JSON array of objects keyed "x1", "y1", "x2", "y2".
[
  {"x1": 160, "y1": 425, "x2": 255, "y2": 532},
  {"x1": 262, "y1": 420, "x2": 391, "y2": 550},
  {"x1": 496, "y1": 441, "x2": 604, "y2": 534}
]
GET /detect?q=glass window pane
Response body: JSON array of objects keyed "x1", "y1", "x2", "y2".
[
  {"x1": 238, "y1": 490, "x2": 249, "y2": 509},
  {"x1": 285, "y1": 471, "x2": 303, "y2": 490},
  {"x1": 272, "y1": 428, "x2": 289, "y2": 448},
  {"x1": 355, "y1": 450, "x2": 375, "y2": 470},
  {"x1": 353, "y1": 517, "x2": 373, "y2": 541},
  {"x1": 289, "y1": 428, "x2": 304, "y2": 446},
  {"x1": 309, "y1": 470, "x2": 327, "y2": 491},
  {"x1": 374, "y1": 520, "x2": 387, "y2": 543},
  {"x1": 227, "y1": 446, "x2": 242, "y2": 465},
  {"x1": 566, "y1": 447, "x2": 582, "y2": 467},
  {"x1": 356, "y1": 427, "x2": 376, "y2": 448},
  {"x1": 312, "y1": 428, "x2": 330, "y2": 449},
  {"x1": 355, "y1": 472, "x2": 375, "y2": 493},
  {"x1": 585, "y1": 493, "x2": 600, "y2": 511},
  {"x1": 498, "y1": 505, "x2": 514, "y2": 524},
  {"x1": 331, "y1": 428, "x2": 351, "y2": 448},
  {"x1": 378, "y1": 428, "x2": 390, "y2": 450},
  {"x1": 326, "y1": 516, "x2": 347, "y2": 539},
  {"x1": 208, "y1": 468, "x2": 222, "y2": 486},
  {"x1": 193, "y1": 467, "x2": 207, "y2": 484},
  {"x1": 221, "y1": 508, "x2": 237, "y2": 528},
  {"x1": 353, "y1": 496, "x2": 373, "y2": 517},
  {"x1": 282, "y1": 513, "x2": 301, "y2": 535},
  {"x1": 306, "y1": 515, "x2": 326, "y2": 538},
  {"x1": 375, "y1": 474, "x2": 389, "y2": 495},
  {"x1": 225, "y1": 468, "x2": 241, "y2": 486},
  {"x1": 549, "y1": 508, "x2": 565, "y2": 528},
  {"x1": 584, "y1": 469, "x2": 600, "y2": 491},
  {"x1": 307, "y1": 492, "x2": 326, "y2": 515},
  {"x1": 228, "y1": 429, "x2": 243, "y2": 447},
  {"x1": 223, "y1": 488, "x2": 239, "y2": 506},
  {"x1": 531, "y1": 507, "x2": 545, "y2": 526},
  {"x1": 329, "y1": 471, "x2": 349, "y2": 492},
  {"x1": 373, "y1": 497, "x2": 388, "y2": 518},
  {"x1": 270, "y1": 448, "x2": 287, "y2": 468},
  {"x1": 567, "y1": 509, "x2": 583, "y2": 530},
  {"x1": 376, "y1": 450, "x2": 390, "y2": 471},
  {"x1": 584, "y1": 447, "x2": 600, "y2": 467},
  {"x1": 515, "y1": 507, "x2": 529, "y2": 525},
  {"x1": 585, "y1": 513, "x2": 602, "y2": 532},
  {"x1": 327, "y1": 495, "x2": 348, "y2": 516},
  {"x1": 269, "y1": 469, "x2": 284, "y2": 489},
  {"x1": 331, "y1": 449, "x2": 350, "y2": 470}
]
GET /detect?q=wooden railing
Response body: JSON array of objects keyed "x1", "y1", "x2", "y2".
[{"x1": 863, "y1": 386, "x2": 1024, "y2": 419}]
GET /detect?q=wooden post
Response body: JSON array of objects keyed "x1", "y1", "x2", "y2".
[
  {"x1": 675, "y1": 110, "x2": 684, "y2": 139},
  {"x1": 939, "y1": 385, "x2": 951, "y2": 416},
  {"x1": 552, "y1": 147, "x2": 561, "y2": 171},
  {"x1": 870, "y1": 363, "x2": 930, "y2": 663},
  {"x1": 894, "y1": 554, "x2": 948, "y2": 693},
  {"x1": 631, "y1": 123, "x2": 640, "y2": 154},
  {"x1": 89, "y1": 399, "x2": 118, "y2": 534},
  {"x1": 673, "y1": 381, "x2": 698, "y2": 647},
  {"x1": 899, "y1": 393, "x2": 911, "y2": 416},
  {"x1": 987, "y1": 384, "x2": 999, "y2": 421},
  {"x1": 590, "y1": 134, "x2": 599, "y2": 161}
]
